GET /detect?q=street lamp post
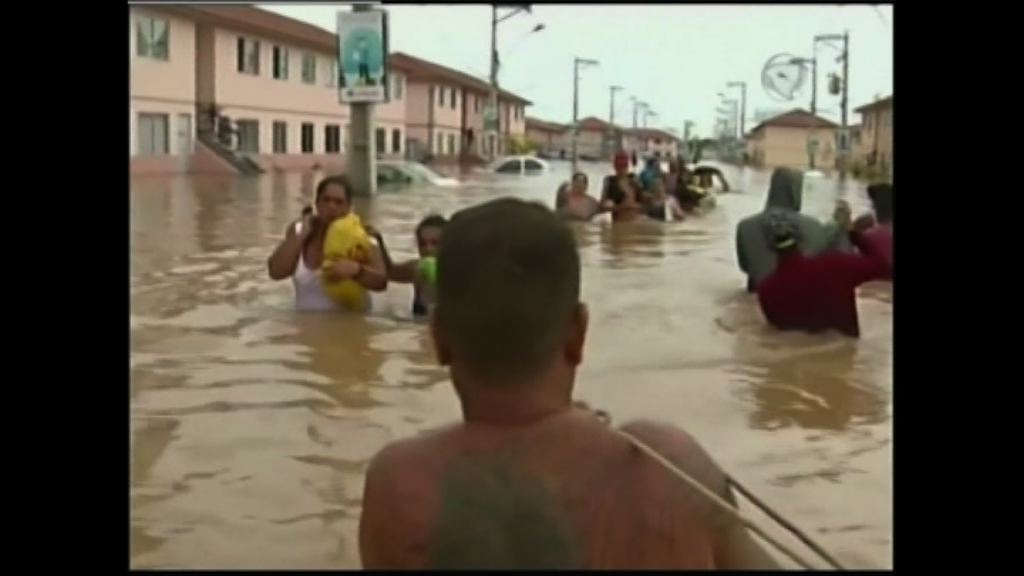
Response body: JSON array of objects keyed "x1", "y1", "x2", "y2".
[
  {"x1": 488, "y1": 5, "x2": 532, "y2": 160},
  {"x1": 608, "y1": 85, "x2": 623, "y2": 158},
  {"x1": 571, "y1": 56, "x2": 599, "y2": 172},
  {"x1": 726, "y1": 81, "x2": 747, "y2": 138}
]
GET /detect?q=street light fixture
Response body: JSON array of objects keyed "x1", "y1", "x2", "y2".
[
  {"x1": 571, "y1": 56, "x2": 599, "y2": 172},
  {"x1": 488, "y1": 5, "x2": 533, "y2": 159}
]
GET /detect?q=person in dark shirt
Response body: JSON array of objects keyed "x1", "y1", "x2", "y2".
[
  {"x1": 369, "y1": 215, "x2": 447, "y2": 318},
  {"x1": 600, "y1": 151, "x2": 646, "y2": 222},
  {"x1": 757, "y1": 211, "x2": 889, "y2": 338}
]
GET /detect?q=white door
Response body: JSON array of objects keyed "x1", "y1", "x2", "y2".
[{"x1": 177, "y1": 113, "x2": 192, "y2": 170}]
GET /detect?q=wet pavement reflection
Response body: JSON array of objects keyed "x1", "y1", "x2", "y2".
[{"x1": 130, "y1": 160, "x2": 891, "y2": 569}]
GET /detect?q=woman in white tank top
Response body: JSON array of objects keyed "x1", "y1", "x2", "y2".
[{"x1": 267, "y1": 175, "x2": 388, "y2": 312}]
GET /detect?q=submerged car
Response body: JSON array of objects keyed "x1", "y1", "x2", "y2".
[
  {"x1": 377, "y1": 160, "x2": 460, "y2": 187},
  {"x1": 488, "y1": 155, "x2": 551, "y2": 176}
]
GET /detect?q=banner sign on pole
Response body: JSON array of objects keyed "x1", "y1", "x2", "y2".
[{"x1": 337, "y1": 9, "x2": 389, "y2": 104}]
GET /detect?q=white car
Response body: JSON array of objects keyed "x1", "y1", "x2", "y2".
[
  {"x1": 488, "y1": 155, "x2": 551, "y2": 176},
  {"x1": 377, "y1": 160, "x2": 460, "y2": 188}
]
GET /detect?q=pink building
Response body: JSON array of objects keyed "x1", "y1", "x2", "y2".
[
  {"x1": 130, "y1": 7, "x2": 529, "y2": 175},
  {"x1": 130, "y1": 6, "x2": 199, "y2": 174},
  {"x1": 745, "y1": 109, "x2": 838, "y2": 170},
  {"x1": 625, "y1": 128, "x2": 681, "y2": 158},
  {"x1": 390, "y1": 52, "x2": 530, "y2": 162}
]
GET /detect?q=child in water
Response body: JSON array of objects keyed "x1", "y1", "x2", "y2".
[{"x1": 367, "y1": 215, "x2": 447, "y2": 318}]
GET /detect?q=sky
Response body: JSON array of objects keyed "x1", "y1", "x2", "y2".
[{"x1": 260, "y1": 3, "x2": 893, "y2": 137}]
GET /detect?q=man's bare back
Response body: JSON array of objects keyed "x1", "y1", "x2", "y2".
[{"x1": 360, "y1": 406, "x2": 772, "y2": 569}]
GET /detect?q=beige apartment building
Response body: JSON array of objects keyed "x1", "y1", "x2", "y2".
[
  {"x1": 745, "y1": 109, "x2": 838, "y2": 171},
  {"x1": 130, "y1": 6, "x2": 528, "y2": 175}
]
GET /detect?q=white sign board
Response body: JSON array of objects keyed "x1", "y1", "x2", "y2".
[{"x1": 337, "y1": 9, "x2": 389, "y2": 104}]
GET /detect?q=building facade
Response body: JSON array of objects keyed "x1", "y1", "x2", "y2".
[
  {"x1": 854, "y1": 95, "x2": 892, "y2": 178},
  {"x1": 745, "y1": 109, "x2": 839, "y2": 171},
  {"x1": 525, "y1": 117, "x2": 568, "y2": 157},
  {"x1": 130, "y1": 7, "x2": 529, "y2": 175}
]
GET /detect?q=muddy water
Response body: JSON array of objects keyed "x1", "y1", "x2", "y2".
[{"x1": 130, "y1": 162, "x2": 891, "y2": 569}]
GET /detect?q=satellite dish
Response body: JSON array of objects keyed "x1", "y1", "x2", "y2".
[{"x1": 761, "y1": 53, "x2": 809, "y2": 103}]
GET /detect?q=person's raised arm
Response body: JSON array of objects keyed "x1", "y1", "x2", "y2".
[{"x1": 267, "y1": 215, "x2": 310, "y2": 280}]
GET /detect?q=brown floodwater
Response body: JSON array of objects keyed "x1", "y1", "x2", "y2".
[{"x1": 129, "y1": 161, "x2": 891, "y2": 569}]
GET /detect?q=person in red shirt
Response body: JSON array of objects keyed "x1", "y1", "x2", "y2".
[
  {"x1": 850, "y1": 183, "x2": 893, "y2": 279},
  {"x1": 757, "y1": 210, "x2": 889, "y2": 338}
]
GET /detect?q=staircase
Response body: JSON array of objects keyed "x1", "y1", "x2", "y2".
[{"x1": 196, "y1": 103, "x2": 264, "y2": 175}]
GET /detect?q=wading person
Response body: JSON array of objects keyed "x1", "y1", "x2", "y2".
[
  {"x1": 359, "y1": 198, "x2": 779, "y2": 569},
  {"x1": 600, "y1": 151, "x2": 646, "y2": 222},
  {"x1": 555, "y1": 172, "x2": 602, "y2": 222},
  {"x1": 735, "y1": 167, "x2": 845, "y2": 292},
  {"x1": 266, "y1": 175, "x2": 387, "y2": 312},
  {"x1": 369, "y1": 215, "x2": 447, "y2": 318},
  {"x1": 851, "y1": 183, "x2": 892, "y2": 278},
  {"x1": 757, "y1": 212, "x2": 889, "y2": 338}
]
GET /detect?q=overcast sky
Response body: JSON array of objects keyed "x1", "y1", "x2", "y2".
[{"x1": 260, "y1": 3, "x2": 893, "y2": 137}]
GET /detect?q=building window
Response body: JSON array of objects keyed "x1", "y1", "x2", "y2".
[
  {"x1": 137, "y1": 113, "x2": 169, "y2": 156},
  {"x1": 237, "y1": 37, "x2": 260, "y2": 75},
  {"x1": 272, "y1": 121, "x2": 287, "y2": 153},
  {"x1": 272, "y1": 46, "x2": 289, "y2": 80},
  {"x1": 236, "y1": 120, "x2": 260, "y2": 153},
  {"x1": 391, "y1": 73, "x2": 403, "y2": 100},
  {"x1": 301, "y1": 123, "x2": 314, "y2": 153},
  {"x1": 436, "y1": 132, "x2": 443, "y2": 154},
  {"x1": 392, "y1": 129, "x2": 401, "y2": 154},
  {"x1": 302, "y1": 53, "x2": 316, "y2": 84},
  {"x1": 326, "y1": 59, "x2": 336, "y2": 87},
  {"x1": 136, "y1": 16, "x2": 169, "y2": 61},
  {"x1": 448, "y1": 133, "x2": 456, "y2": 155},
  {"x1": 376, "y1": 128, "x2": 386, "y2": 154},
  {"x1": 325, "y1": 124, "x2": 341, "y2": 153},
  {"x1": 438, "y1": 86, "x2": 445, "y2": 107},
  {"x1": 451, "y1": 88, "x2": 457, "y2": 110}
]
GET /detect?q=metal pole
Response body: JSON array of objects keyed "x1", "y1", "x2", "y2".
[
  {"x1": 571, "y1": 58, "x2": 579, "y2": 173},
  {"x1": 632, "y1": 99, "x2": 639, "y2": 129},
  {"x1": 739, "y1": 83, "x2": 747, "y2": 137},
  {"x1": 839, "y1": 30, "x2": 850, "y2": 178},
  {"x1": 488, "y1": 5, "x2": 498, "y2": 160},
  {"x1": 609, "y1": 85, "x2": 622, "y2": 158},
  {"x1": 349, "y1": 3, "x2": 376, "y2": 195},
  {"x1": 808, "y1": 49, "x2": 818, "y2": 170}
]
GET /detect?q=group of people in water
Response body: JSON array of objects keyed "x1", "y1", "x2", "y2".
[
  {"x1": 737, "y1": 167, "x2": 893, "y2": 338},
  {"x1": 264, "y1": 159, "x2": 892, "y2": 569},
  {"x1": 555, "y1": 151, "x2": 729, "y2": 223}
]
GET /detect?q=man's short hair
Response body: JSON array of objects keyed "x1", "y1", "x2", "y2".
[{"x1": 436, "y1": 198, "x2": 580, "y2": 385}]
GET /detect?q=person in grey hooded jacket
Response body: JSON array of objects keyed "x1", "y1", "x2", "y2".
[{"x1": 735, "y1": 167, "x2": 847, "y2": 292}]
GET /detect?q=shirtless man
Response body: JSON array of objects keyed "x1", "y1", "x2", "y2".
[
  {"x1": 359, "y1": 198, "x2": 779, "y2": 569},
  {"x1": 600, "y1": 151, "x2": 646, "y2": 222},
  {"x1": 555, "y1": 172, "x2": 602, "y2": 222}
]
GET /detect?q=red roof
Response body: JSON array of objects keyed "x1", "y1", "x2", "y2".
[
  {"x1": 576, "y1": 116, "x2": 617, "y2": 131},
  {"x1": 625, "y1": 127, "x2": 680, "y2": 143},
  {"x1": 747, "y1": 109, "x2": 839, "y2": 135},
  {"x1": 855, "y1": 95, "x2": 893, "y2": 114},
  {"x1": 526, "y1": 117, "x2": 567, "y2": 133}
]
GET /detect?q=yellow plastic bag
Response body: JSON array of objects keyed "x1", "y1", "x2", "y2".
[{"x1": 321, "y1": 213, "x2": 371, "y2": 311}]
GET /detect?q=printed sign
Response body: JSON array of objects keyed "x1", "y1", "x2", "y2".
[{"x1": 337, "y1": 9, "x2": 390, "y2": 104}]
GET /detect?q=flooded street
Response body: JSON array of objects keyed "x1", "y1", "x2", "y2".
[{"x1": 130, "y1": 162, "x2": 891, "y2": 569}]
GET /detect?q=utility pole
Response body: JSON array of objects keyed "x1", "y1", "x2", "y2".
[
  {"x1": 608, "y1": 85, "x2": 623, "y2": 158},
  {"x1": 726, "y1": 81, "x2": 747, "y2": 138},
  {"x1": 839, "y1": 30, "x2": 850, "y2": 178},
  {"x1": 488, "y1": 5, "x2": 499, "y2": 160},
  {"x1": 632, "y1": 98, "x2": 643, "y2": 129},
  {"x1": 571, "y1": 56, "x2": 598, "y2": 173},
  {"x1": 807, "y1": 51, "x2": 819, "y2": 170},
  {"x1": 348, "y1": 3, "x2": 376, "y2": 196}
]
